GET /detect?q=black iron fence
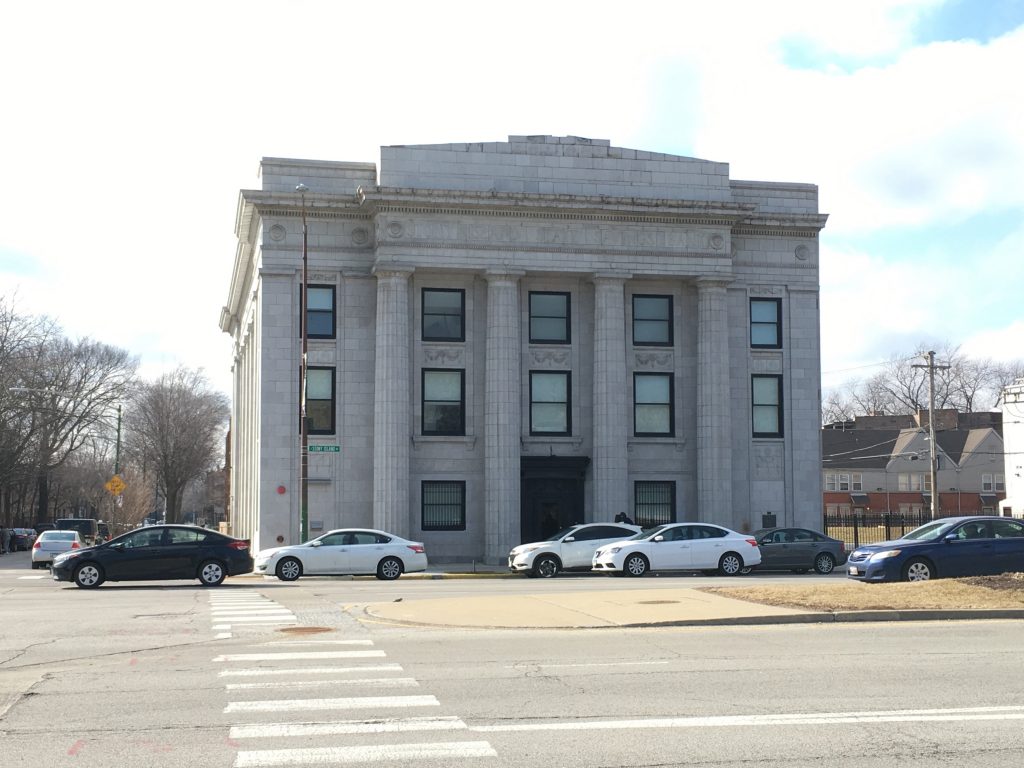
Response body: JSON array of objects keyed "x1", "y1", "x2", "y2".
[{"x1": 823, "y1": 510, "x2": 937, "y2": 549}]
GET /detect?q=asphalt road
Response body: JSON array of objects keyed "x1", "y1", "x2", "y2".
[{"x1": 3, "y1": 553, "x2": 1023, "y2": 767}]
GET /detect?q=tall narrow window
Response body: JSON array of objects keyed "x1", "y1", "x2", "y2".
[
  {"x1": 632, "y1": 295, "x2": 673, "y2": 346},
  {"x1": 634, "y1": 373, "x2": 673, "y2": 436},
  {"x1": 750, "y1": 298, "x2": 781, "y2": 349},
  {"x1": 422, "y1": 369, "x2": 464, "y2": 435},
  {"x1": 422, "y1": 288, "x2": 464, "y2": 342},
  {"x1": 529, "y1": 292, "x2": 570, "y2": 344},
  {"x1": 305, "y1": 366, "x2": 336, "y2": 435},
  {"x1": 530, "y1": 371, "x2": 571, "y2": 435},
  {"x1": 752, "y1": 374, "x2": 783, "y2": 438},
  {"x1": 302, "y1": 285, "x2": 336, "y2": 339},
  {"x1": 422, "y1": 481, "x2": 466, "y2": 531},
  {"x1": 634, "y1": 481, "x2": 675, "y2": 527}
]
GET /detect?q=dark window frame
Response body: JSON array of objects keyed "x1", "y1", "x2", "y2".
[
  {"x1": 529, "y1": 291, "x2": 571, "y2": 344},
  {"x1": 422, "y1": 288, "x2": 465, "y2": 342},
  {"x1": 634, "y1": 481, "x2": 676, "y2": 527},
  {"x1": 752, "y1": 374, "x2": 784, "y2": 438},
  {"x1": 300, "y1": 284, "x2": 337, "y2": 340},
  {"x1": 632, "y1": 294, "x2": 674, "y2": 347},
  {"x1": 421, "y1": 368, "x2": 466, "y2": 436},
  {"x1": 422, "y1": 480, "x2": 467, "y2": 531},
  {"x1": 529, "y1": 370, "x2": 572, "y2": 436},
  {"x1": 633, "y1": 372, "x2": 674, "y2": 437},
  {"x1": 302, "y1": 365, "x2": 336, "y2": 435},
  {"x1": 750, "y1": 298, "x2": 782, "y2": 349}
]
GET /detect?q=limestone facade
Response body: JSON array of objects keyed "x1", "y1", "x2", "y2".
[{"x1": 220, "y1": 135, "x2": 828, "y2": 560}]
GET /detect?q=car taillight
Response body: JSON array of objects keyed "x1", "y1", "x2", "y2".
[
  {"x1": 407, "y1": 544, "x2": 425, "y2": 554},
  {"x1": 745, "y1": 538, "x2": 759, "y2": 547},
  {"x1": 71, "y1": 541, "x2": 80, "y2": 549},
  {"x1": 229, "y1": 540, "x2": 250, "y2": 551},
  {"x1": 33, "y1": 540, "x2": 41, "y2": 549}
]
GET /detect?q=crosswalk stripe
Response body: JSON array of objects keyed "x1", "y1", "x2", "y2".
[
  {"x1": 224, "y1": 695, "x2": 439, "y2": 714},
  {"x1": 219, "y1": 665, "x2": 403, "y2": 678},
  {"x1": 226, "y1": 678, "x2": 417, "y2": 691},
  {"x1": 262, "y1": 640, "x2": 374, "y2": 646},
  {"x1": 214, "y1": 651, "x2": 385, "y2": 662},
  {"x1": 229, "y1": 716, "x2": 467, "y2": 739},
  {"x1": 234, "y1": 740, "x2": 496, "y2": 766}
]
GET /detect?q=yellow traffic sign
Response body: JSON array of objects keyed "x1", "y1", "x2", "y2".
[{"x1": 105, "y1": 475, "x2": 126, "y2": 496}]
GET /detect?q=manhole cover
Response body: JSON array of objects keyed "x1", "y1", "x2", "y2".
[
  {"x1": 277, "y1": 626, "x2": 333, "y2": 635},
  {"x1": 637, "y1": 600, "x2": 679, "y2": 605}
]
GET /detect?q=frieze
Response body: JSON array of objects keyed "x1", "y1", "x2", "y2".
[
  {"x1": 398, "y1": 217, "x2": 726, "y2": 254},
  {"x1": 423, "y1": 347, "x2": 465, "y2": 365},
  {"x1": 309, "y1": 272, "x2": 336, "y2": 282},
  {"x1": 752, "y1": 443, "x2": 784, "y2": 480},
  {"x1": 749, "y1": 285, "x2": 783, "y2": 296},
  {"x1": 634, "y1": 351, "x2": 674, "y2": 370},
  {"x1": 530, "y1": 348, "x2": 571, "y2": 367}
]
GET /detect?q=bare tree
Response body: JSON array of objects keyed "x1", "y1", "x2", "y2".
[{"x1": 124, "y1": 368, "x2": 229, "y2": 524}]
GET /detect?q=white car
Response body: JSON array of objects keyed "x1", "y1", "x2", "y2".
[
  {"x1": 509, "y1": 523, "x2": 642, "y2": 578},
  {"x1": 255, "y1": 528, "x2": 428, "y2": 581},
  {"x1": 592, "y1": 523, "x2": 761, "y2": 577},
  {"x1": 31, "y1": 530, "x2": 83, "y2": 568}
]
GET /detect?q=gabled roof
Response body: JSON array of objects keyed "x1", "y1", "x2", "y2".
[{"x1": 822, "y1": 429, "x2": 901, "y2": 470}]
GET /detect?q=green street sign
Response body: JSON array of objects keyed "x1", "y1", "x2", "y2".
[{"x1": 308, "y1": 445, "x2": 340, "y2": 453}]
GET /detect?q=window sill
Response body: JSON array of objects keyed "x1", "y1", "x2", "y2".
[
  {"x1": 521, "y1": 435, "x2": 583, "y2": 447},
  {"x1": 413, "y1": 435, "x2": 477, "y2": 448}
]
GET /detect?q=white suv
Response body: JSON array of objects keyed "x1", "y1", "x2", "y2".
[{"x1": 509, "y1": 523, "x2": 642, "y2": 578}]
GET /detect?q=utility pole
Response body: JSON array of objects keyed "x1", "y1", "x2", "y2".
[
  {"x1": 913, "y1": 351, "x2": 950, "y2": 519},
  {"x1": 297, "y1": 183, "x2": 309, "y2": 543}
]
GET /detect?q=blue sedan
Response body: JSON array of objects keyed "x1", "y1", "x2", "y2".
[{"x1": 846, "y1": 516, "x2": 1024, "y2": 582}]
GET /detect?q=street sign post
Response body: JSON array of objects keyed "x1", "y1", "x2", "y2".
[
  {"x1": 307, "y1": 445, "x2": 340, "y2": 453},
  {"x1": 105, "y1": 474, "x2": 126, "y2": 496}
]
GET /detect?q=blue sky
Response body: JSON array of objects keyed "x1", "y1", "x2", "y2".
[{"x1": 1, "y1": 0, "x2": 1021, "y2": 398}]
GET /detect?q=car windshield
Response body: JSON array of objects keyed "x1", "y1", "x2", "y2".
[
  {"x1": 545, "y1": 526, "x2": 580, "y2": 542},
  {"x1": 900, "y1": 520, "x2": 957, "y2": 541},
  {"x1": 633, "y1": 525, "x2": 670, "y2": 540}
]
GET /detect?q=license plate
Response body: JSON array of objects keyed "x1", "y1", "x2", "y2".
[{"x1": 848, "y1": 567, "x2": 859, "y2": 575}]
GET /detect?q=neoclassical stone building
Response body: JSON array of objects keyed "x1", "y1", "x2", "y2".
[{"x1": 220, "y1": 135, "x2": 828, "y2": 560}]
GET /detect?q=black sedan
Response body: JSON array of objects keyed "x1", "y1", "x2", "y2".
[
  {"x1": 51, "y1": 525, "x2": 253, "y2": 589},
  {"x1": 748, "y1": 527, "x2": 848, "y2": 574},
  {"x1": 847, "y1": 516, "x2": 1024, "y2": 583}
]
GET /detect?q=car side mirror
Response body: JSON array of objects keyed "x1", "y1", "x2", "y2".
[
  {"x1": 943, "y1": 534, "x2": 958, "y2": 543},
  {"x1": 310, "y1": 541, "x2": 322, "y2": 547},
  {"x1": 563, "y1": 536, "x2": 575, "y2": 543},
  {"x1": 760, "y1": 537, "x2": 773, "y2": 545},
  {"x1": 110, "y1": 543, "x2": 124, "y2": 551},
  {"x1": 653, "y1": 535, "x2": 665, "y2": 542}
]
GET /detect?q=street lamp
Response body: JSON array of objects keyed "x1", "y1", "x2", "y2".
[{"x1": 297, "y1": 183, "x2": 309, "y2": 543}]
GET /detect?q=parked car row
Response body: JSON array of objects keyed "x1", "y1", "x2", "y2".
[{"x1": 34, "y1": 515, "x2": 1022, "y2": 589}]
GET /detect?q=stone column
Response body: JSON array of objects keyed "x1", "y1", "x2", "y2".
[
  {"x1": 484, "y1": 270, "x2": 523, "y2": 562},
  {"x1": 697, "y1": 278, "x2": 732, "y2": 522},
  {"x1": 592, "y1": 273, "x2": 629, "y2": 521},
  {"x1": 372, "y1": 266, "x2": 413, "y2": 537}
]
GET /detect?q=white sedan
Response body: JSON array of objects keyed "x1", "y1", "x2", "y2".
[
  {"x1": 508, "y1": 523, "x2": 642, "y2": 577},
  {"x1": 255, "y1": 528, "x2": 428, "y2": 581},
  {"x1": 592, "y1": 523, "x2": 761, "y2": 577},
  {"x1": 31, "y1": 530, "x2": 83, "y2": 568}
]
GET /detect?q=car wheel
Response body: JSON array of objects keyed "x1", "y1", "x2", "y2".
[
  {"x1": 276, "y1": 557, "x2": 302, "y2": 582},
  {"x1": 623, "y1": 553, "x2": 649, "y2": 577},
  {"x1": 198, "y1": 560, "x2": 226, "y2": 587},
  {"x1": 74, "y1": 563, "x2": 103, "y2": 589},
  {"x1": 813, "y1": 553, "x2": 836, "y2": 575},
  {"x1": 718, "y1": 552, "x2": 743, "y2": 576},
  {"x1": 902, "y1": 558, "x2": 934, "y2": 582},
  {"x1": 533, "y1": 555, "x2": 560, "y2": 578},
  {"x1": 376, "y1": 556, "x2": 404, "y2": 581}
]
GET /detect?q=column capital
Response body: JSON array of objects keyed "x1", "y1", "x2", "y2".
[
  {"x1": 371, "y1": 262, "x2": 415, "y2": 279},
  {"x1": 695, "y1": 276, "x2": 733, "y2": 291},
  {"x1": 484, "y1": 268, "x2": 526, "y2": 283},
  {"x1": 591, "y1": 271, "x2": 631, "y2": 284}
]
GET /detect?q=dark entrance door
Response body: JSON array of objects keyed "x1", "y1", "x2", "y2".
[{"x1": 520, "y1": 456, "x2": 589, "y2": 545}]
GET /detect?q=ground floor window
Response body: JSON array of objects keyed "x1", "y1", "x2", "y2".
[
  {"x1": 421, "y1": 481, "x2": 466, "y2": 531},
  {"x1": 634, "y1": 481, "x2": 675, "y2": 527}
]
